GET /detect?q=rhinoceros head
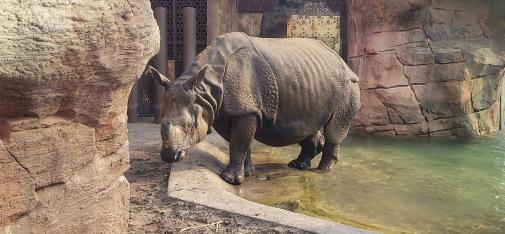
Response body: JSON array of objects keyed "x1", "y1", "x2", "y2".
[{"x1": 149, "y1": 66, "x2": 215, "y2": 163}]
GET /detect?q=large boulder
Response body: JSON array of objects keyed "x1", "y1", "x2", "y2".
[
  {"x1": 349, "y1": 0, "x2": 505, "y2": 136},
  {"x1": 0, "y1": 0, "x2": 159, "y2": 233}
]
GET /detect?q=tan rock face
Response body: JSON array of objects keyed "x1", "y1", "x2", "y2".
[
  {"x1": 0, "y1": 0, "x2": 159, "y2": 233},
  {"x1": 349, "y1": 0, "x2": 505, "y2": 136}
]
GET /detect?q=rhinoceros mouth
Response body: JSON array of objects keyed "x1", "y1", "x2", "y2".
[{"x1": 160, "y1": 148, "x2": 188, "y2": 163}]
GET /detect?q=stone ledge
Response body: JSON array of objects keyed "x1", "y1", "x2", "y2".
[{"x1": 168, "y1": 136, "x2": 372, "y2": 234}]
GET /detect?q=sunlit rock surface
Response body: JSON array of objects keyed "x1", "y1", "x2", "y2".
[
  {"x1": 349, "y1": 0, "x2": 505, "y2": 136},
  {"x1": 0, "y1": 0, "x2": 159, "y2": 232}
]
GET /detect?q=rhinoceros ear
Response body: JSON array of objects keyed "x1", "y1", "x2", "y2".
[
  {"x1": 186, "y1": 66, "x2": 212, "y2": 89},
  {"x1": 147, "y1": 66, "x2": 173, "y2": 86}
]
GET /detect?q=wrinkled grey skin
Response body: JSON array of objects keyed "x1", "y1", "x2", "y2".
[{"x1": 150, "y1": 32, "x2": 360, "y2": 185}]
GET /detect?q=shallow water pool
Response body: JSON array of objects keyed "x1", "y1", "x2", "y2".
[{"x1": 236, "y1": 132, "x2": 505, "y2": 233}]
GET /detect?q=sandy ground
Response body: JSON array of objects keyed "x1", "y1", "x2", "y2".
[{"x1": 126, "y1": 123, "x2": 304, "y2": 233}]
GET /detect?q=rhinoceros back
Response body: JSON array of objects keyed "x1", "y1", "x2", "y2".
[
  {"x1": 247, "y1": 36, "x2": 359, "y2": 126},
  {"x1": 192, "y1": 32, "x2": 359, "y2": 127},
  {"x1": 249, "y1": 36, "x2": 358, "y2": 88}
]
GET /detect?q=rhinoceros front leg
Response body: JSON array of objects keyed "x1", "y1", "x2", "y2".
[{"x1": 221, "y1": 115, "x2": 257, "y2": 185}]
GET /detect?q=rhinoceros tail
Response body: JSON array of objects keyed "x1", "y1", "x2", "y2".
[{"x1": 349, "y1": 83, "x2": 361, "y2": 120}]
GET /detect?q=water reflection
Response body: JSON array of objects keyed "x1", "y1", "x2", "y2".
[{"x1": 237, "y1": 132, "x2": 505, "y2": 233}]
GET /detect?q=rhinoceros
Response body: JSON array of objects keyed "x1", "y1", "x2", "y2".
[{"x1": 149, "y1": 32, "x2": 360, "y2": 185}]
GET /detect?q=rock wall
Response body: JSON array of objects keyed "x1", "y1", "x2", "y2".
[
  {"x1": 349, "y1": 0, "x2": 505, "y2": 136},
  {"x1": 0, "y1": 0, "x2": 159, "y2": 233}
]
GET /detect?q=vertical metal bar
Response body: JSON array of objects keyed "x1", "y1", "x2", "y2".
[
  {"x1": 153, "y1": 7, "x2": 168, "y2": 124},
  {"x1": 183, "y1": 7, "x2": 197, "y2": 72}
]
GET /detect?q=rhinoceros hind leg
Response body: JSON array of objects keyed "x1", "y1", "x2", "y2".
[
  {"x1": 318, "y1": 112, "x2": 353, "y2": 171},
  {"x1": 244, "y1": 149, "x2": 255, "y2": 176},
  {"x1": 318, "y1": 143, "x2": 341, "y2": 171},
  {"x1": 288, "y1": 131, "x2": 324, "y2": 170},
  {"x1": 221, "y1": 115, "x2": 257, "y2": 185}
]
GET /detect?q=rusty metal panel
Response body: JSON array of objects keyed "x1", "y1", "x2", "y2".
[
  {"x1": 287, "y1": 14, "x2": 341, "y2": 53},
  {"x1": 287, "y1": 15, "x2": 340, "y2": 38}
]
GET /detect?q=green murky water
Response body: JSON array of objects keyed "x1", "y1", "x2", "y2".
[{"x1": 236, "y1": 132, "x2": 505, "y2": 233}]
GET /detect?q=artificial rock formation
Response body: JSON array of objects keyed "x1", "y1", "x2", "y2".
[
  {"x1": 349, "y1": 0, "x2": 505, "y2": 136},
  {"x1": 0, "y1": 0, "x2": 159, "y2": 233}
]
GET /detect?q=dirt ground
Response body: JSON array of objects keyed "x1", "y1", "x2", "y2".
[{"x1": 126, "y1": 123, "x2": 304, "y2": 233}]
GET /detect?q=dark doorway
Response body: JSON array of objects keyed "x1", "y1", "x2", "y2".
[{"x1": 137, "y1": 73, "x2": 156, "y2": 117}]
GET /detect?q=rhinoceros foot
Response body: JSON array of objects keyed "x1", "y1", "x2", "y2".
[
  {"x1": 221, "y1": 166, "x2": 245, "y2": 185},
  {"x1": 288, "y1": 159, "x2": 311, "y2": 170}
]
